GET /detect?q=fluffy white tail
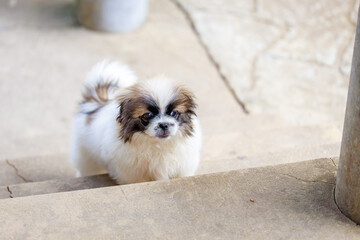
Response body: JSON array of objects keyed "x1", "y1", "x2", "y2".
[{"x1": 80, "y1": 60, "x2": 137, "y2": 114}]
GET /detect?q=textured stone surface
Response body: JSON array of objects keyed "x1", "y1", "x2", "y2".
[
  {"x1": 182, "y1": 8, "x2": 282, "y2": 91},
  {"x1": 0, "y1": 154, "x2": 75, "y2": 186},
  {"x1": 179, "y1": 0, "x2": 355, "y2": 128},
  {"x1": 6, "y1": 174, "x2": 116, "y2": 199},
  {"x1": 1, "y1": 158, "x2": 360, "y2": 239},
  {"x1": 249, "y1": 57, "x2": 348, "y2": 127},
  {"x1": 256, "y1": 0, "x2": 353, "y2": 27}
]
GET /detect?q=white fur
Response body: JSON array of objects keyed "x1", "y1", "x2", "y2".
[
  {"x1": 79, "y1": 60, "x2": 137, "y2": 114},
  {"x1": 70, "y1": 62, "x2": 202, "y2": 184},
  {"x1": 85, "y1": 60, "x2": 137, "y2": 88}
]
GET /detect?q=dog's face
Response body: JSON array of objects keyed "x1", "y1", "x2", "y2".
[{"x1": 116, "y1": 77, "x2": 196, "y2": 143}]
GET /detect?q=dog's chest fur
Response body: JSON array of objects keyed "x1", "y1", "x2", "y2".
[{"x1": 108, "y1": 135, "x2": 186, "y2": 183}]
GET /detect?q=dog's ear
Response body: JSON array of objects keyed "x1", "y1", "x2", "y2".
[
  {"x1": 116, "y1": 89, "x2": 146, "y2": 143},
  {"x1": 172, "y1": 86, "x2": 197, "y2": 117},
  {"x1": 172, "y1": 86, "x2": 197, "y2": 137},
  {"x1": 116, "y1": 92, "x2": 130, "y2": 125},
  {"x1": 117, "y1": 92, "x2": 135, "y2": 143},
  {"x1": 180, "y1": 88, "x2": 197, "y2": 116}
]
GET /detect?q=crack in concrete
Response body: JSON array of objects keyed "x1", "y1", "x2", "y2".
[
  {"x1": 265, "y1": 54, "x2": 335, "y2": 69},
  {"x1": 6, "y1": 186, "x2": 13, "y2": 198},
  {"x1": 6, "y1": 160, "x2": 31, "y2": 183},
  {"x1": 120, "y1": 188, "x2": 129, "y2": 201},
  {"x1": 171, "y1": 0, "x2": 250, "y2": 114},
  {"x1": 280, "y1": 173, "x2": 335, "y2": 185},
  {"x1": 250, "y1": 15, "x2": 351, "y2": 74},
  {"x1": 253, "y1": 5, "x2": 354, "y2": 79},
  {"x1": 330, "y1": 158, "x2": 337, "y2": 167},
  {"x1": 172, "y1": 0, "x2": 355, "y2": 114},
  {"x1": 252, "y1": 15, "x2": 285, "y2": 29}
]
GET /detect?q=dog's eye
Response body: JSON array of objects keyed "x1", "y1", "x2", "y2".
[
  {"x1": 141, "y1": 112, "x2": 154, "y2": 121},
  {"x1": 169, "y1": 110, "x2": 179, "y2": 118}
]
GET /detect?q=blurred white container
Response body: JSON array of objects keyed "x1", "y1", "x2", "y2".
[{"x1": 77, "y1": 0, "x2": 148, "y2": 32}]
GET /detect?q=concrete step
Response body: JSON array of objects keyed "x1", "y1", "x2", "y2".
[
  {"x1": 199, "y1": 142, "x2": 340, "y2": 174},
  {"x1": 0, "y1": 144, "x2": 339, "y2": 199},
  {"x1": 202, "y1": 120, "x2": 341, "y2": 162},
  {"x1": 3, "y1": 174, "x2": 116, "y2": 199},
  {"x1": 0, "y1": 125, "x2": 340, "y2": 188},
  {"x1": 0, "y1": 154, "x2": 75, "y2": 186},
  {"x1": 1, "y1": 158, "x2": 360, "y2": 239}
]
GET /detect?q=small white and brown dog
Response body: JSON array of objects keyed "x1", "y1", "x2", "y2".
[{"x1": 70, "y1": 61, "x2": 202, "y2": 184}]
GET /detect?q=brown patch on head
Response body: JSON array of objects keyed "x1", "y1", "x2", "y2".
[
  {"x1": 116, "y1": 85, "x2": 160, "y2": 143},
  {"x1": 81, "y1": 82, "x2": 118, "y2": 124},
  {"x1": 167, "y1": 86, "x2": 197, "y2": 137},
  {"x1": 131, "y1": 104, "x2": 151, "y2": 118},
  {"x1": 173, "y1": 87, "x2": 197, "y2": 114}
]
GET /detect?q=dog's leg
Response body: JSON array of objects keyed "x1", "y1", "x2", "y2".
[
  {"x1": 76, "y1": 157, "x2": 107, "y2": 177},
  {"x1": 71, "y1": 147, "x2": 107, "y2": 177}
]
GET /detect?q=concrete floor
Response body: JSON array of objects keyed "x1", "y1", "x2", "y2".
[{"x1": 0, "y1": 0, "x2": 356, "y2": 172}]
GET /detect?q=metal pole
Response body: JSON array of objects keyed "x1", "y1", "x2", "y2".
[{"x1": 335, "y1": 6, "x2": 360, "y2": 224}]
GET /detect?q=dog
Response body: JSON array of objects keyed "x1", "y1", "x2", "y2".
[{"x1": 70, "y1": 61, "x2": 202, "y2": 184}]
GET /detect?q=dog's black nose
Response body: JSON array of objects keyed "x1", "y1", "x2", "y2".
[{"x1": 158, "y1": 122, "x2": 169, "y2": 130}]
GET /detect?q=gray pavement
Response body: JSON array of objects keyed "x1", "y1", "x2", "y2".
[{"x1": 181, "y1": 0, "x2": 356, "y2": 128}]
